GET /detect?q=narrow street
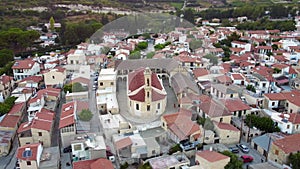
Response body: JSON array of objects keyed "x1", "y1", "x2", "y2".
[{"x1": 51, "y1": 91, "x2": 65, "y2": 147}]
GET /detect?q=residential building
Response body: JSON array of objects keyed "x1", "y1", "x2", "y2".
[
  {"x1": 213, "y1": 121, "x2": 240, "y2": 144},
  {"x1": 198, "y1": 98, "x2": 232, "y2": 124},
  {"x1": 16, "y1": 143, "x2": 60, "y2": 169},
  {"x1": 16, "y1": 143, "x2": 43, "y2": 169},
  {"x1": 195, "y1": 150, "x2": 230, "y2": 169},
  {"x1": 17, "y1": 111, "x2": 54, "y2": 147},
  {"x1": 0, "y1": 74, "x2": 14, "y2": 102},
  {"x1": 161, "y1": 112, "x2": 201, "y2": 143},
  {"x1": 222, "y1": 98, "x2": 251, "y2": 117},
  {"x1": 67, "y1": 49, "x2": 86, "y2": 65},
  {"x1": 127, "y1": 67, "x2": 167, "y2": 117},
  {"x1": 171, "y1": 72, "x2": 199, "y2": 100},
  {"x1": 210, "y1": 84, "x2": 239, "y2": 99},
  {"x1": 96, "y1": 68, "x2": 118, "y2": 114},
  {"x1": 251, "y1": 133, "x2": 285, "y2": 159},
  {"x1": 271, "y1": 113, "x2": 300, "y2": 134},
  {"x1": 268, "y1": 133, "x2": 300, "y2": 165},
  {"x1": 71, "y1": 134, "x2": 106, "y2": 162},
  {"x1": 231, "y1": 73, "x2": 247, "y2": 86},
  {"x1": 148, "y1": 152, "x2": 190, "y2": 169},
  {"x1": 12, "y1": 59, "x2": 40, "y2": 81},
  {"x1": 42, "y1": 66, "x2": 66, "y2": 88},
  {"x1": 263, "y1": 90, "x2": 300, "y2": 113},
  {"x1": 59, "y1": 101, "x2": 77, "y2": 148}
]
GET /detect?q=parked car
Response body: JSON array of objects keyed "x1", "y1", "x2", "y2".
[
  {"x1": 241, "y1": 155, "x2": 253, "y2": 163},
  {"x1": 63, "y1": 146, "x2": 72, "y2": 153},
  {"x1": 236, "y1": 144, "x2": 250, "y2": 153},
  {"x1": 229, "y1": 147, "x2": 239, "y2": 153}
]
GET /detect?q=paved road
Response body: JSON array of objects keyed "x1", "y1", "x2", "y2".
[
  {"x1": 51, "y1": 91, "x2": 65, "y2": 147},
  {"x1": 228, "y1": 141, "x2": 265, "y2": 169}
]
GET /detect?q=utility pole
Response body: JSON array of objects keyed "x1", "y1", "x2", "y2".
[{"x1": 240, "y1": 117, "x2": 244, "y2": 143}]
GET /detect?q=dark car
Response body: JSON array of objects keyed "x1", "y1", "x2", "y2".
[
  {"x1": 229, "y1": 147, "x2": 239, "y2": 153},
  {"x1": 236, "y1": 144, "x2": 250, "y2": 153},
  {"x1": 63, "y1": 146, "x2": 72, "y2": 153},
  {"x1": 241, "y1": 155, "x2": 253, "y2": 163}
]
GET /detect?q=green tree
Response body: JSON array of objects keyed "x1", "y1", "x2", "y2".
[
  {"x1": 137, "y1": 42, "x2": 148, "y2": 50},
  {"x1": 189, "y1": 39, "x2": 203, "y2": 51},
  {"x1": 63, "y1": 83, "x2": 72, "y2": 93},
  {"x1": 0, "y1": 49, "x2": 14, "y2": 67},
  {"x1": 289, "y1": 152, "x2": 300, "y2": 169},
  {"x1": 129, "y1": 51, "x2": 141, "y2": 59},
  {"x1": 246, "y1": 84, "x2": 256, "y2": 93},
  {"x1": 78, "y1": 109, "x2": 93, "y2": 121},
  {"x1": 72, "y1": 82, "x2": 86, "y2": 92},
  {"x1": 146, "y1": 52, "x2": 155, "y2": 59},
  {"x1": 221, "y1": 151, "x2": 243, "y2": 169},
  {"x1": 169, "y1": 144, "x2": 181, "y2": 154},
  {"x1": 49, "y1": 16, "x2": 55, "y2": 32},
  {"x1": 203, "y1": 54, "x2": 219, "y2": 65}
]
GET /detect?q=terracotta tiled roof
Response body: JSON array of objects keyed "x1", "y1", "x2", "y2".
[
  {"x1": 71, "y1": 77, "x2": 90, "y2": 86},
  {"x1": 216, "y1": 122, "x2": 239, "y2": 131},
  {"x1": 90, "y1": 158, "x2": 114, "y2": 169},
  {"x1": 19, "y1": 75, "x2": 43, "y2": 83},
  {"x1": 272, "y1": 63, "x2": 289, "y2": 70},
  {"x1": 273, "y1": 133, "x2": 300, "y2": 154},
  {"x1": 129, "y1": 89, "x2": 166, "y2": 102},
  {"x1": 12, "y1": 59, "x2": 37, "y2": 69},
  {"x1": 221, "y1": 98, "x2": 251, "y2": 112},
  {"x1": 264, "y1": 93, "x2": 286, "y2": 100},
  {"x1": 8, "y1": 102, "x2": 25, "y2": 115},
  {"x1": 28, "y1": 87, "x2": 60, "y2": 105},
  {"x1": 216, "y1": 75, "x2": 232, "y2": 84},
  {"x1": 196, "y1": 150, "x2": 230, "y2": 162},
  {"x1": 193, "y1": 68, "x2": 210, "y2": 78},
  {"x1": 0, "y1": 75, "x2": 13, "y2": 85},
  {"x1": 163, "y1": 112, "x2": 201, "y2": 140},
  {"x1": 128, "y1": 68, "x2": 145, "y2": 91},
  {"x1": 0, "y1": 114, "x2": 21, "y2": 128},
  {"x1": 231, "y1": 73, "x2": 245, "y2": 80},
  {"x1": 73, "y1": 158, "x2": 114, "y2": 169},
  {"x1": 199, "y1": 99, "x2": 231, "y2": 118},
  {"x1": 17, "y1": 122, "x2": 32, "y2": 133},
  {"x1": 59, "y1": 101, "x2": 76, "y2": 129},
  {"x1": 288, "y1": 113, "x2": 300, "y2": 124},
  {"x1": 115, "y1": 137, "x2": 132, "y2": 150},
  {"x1": 16, "y1": 143, "x2": 41, "y2": 161}
]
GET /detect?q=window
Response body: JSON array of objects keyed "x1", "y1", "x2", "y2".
[
  {"x1": 70, "y1": 60, "x2": 74, "y2": 64},
  {"x1": 297, "y1": 125, "x2": 299, "y2": 129},
  {"x1": 220, "y1": 118, "x2": 223, "y2": 122},
  {"x1": 275, "y1": 150, "x2": 279, "y2": 155},
  {"x1": 38, "y1": 132, "x2": 42, "y2": 136},
  {"x1": 262, "y1": 83, "x2": 266, "y2": 87},
  {"x1": 147, "y1": 105, "x2": 150, "y2": 111},
  {"x1": 157, "y1": 103, "x2": 160, "y2": 109},
  {"x1": 147, "y1": 78, "x2": 150, "y2": 86},
  {"x1": 52, "y1": 76, "x2": 55, "y2": 79},
  {"x1": 136, "y1": 104, "x2": 139, "y2": 110},
  {"x1": 227, "y1": 135, "x2": 229, "y2": 138},
  {"x1": 230, "y1": 94, "x2": 233, "y2": 98},
  {"x1": 27, "y1": 161, "x2": 31, "y2": 166},
  {"x1": 287, "y1": 125, "x2": 290, "y2": 129},
  {"x1": 147, "y1": 92, "x2": 150, "y2": 98},
  {"x1": 272, "y1": 102, "x2": 275, "y2": 106},
  {"x1": 110, "y1": 82, "x2": 114, "y2": 86},
  {"x1": 290, "y1": 109, "x2": 293, "y2": 113},
  {"x1": 100, "y1": 82, "x2": 103, "y2": 86}
]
